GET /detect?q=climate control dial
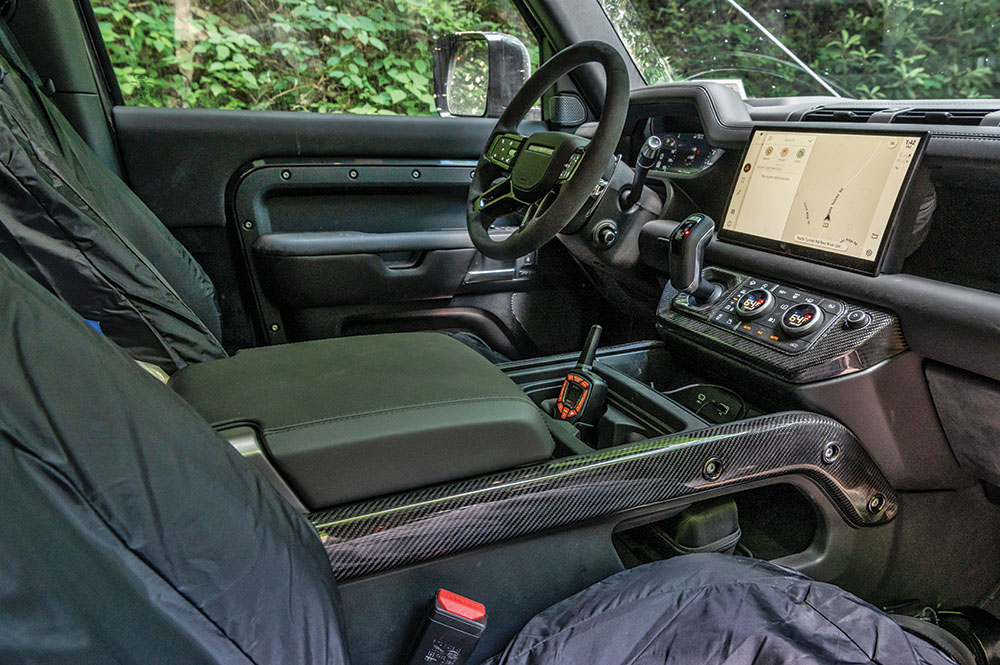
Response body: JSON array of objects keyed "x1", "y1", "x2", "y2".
[
  {"x1": 735, "y1": 289, "x2": 775, "y2": 320},
  {"x1": 779, "y1": 303, "x2": 824, "y2": 338}
]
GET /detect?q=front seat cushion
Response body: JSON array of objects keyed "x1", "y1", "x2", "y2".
[{"x1": 486, "y1": 554, "x2": 953, "y2": 665}]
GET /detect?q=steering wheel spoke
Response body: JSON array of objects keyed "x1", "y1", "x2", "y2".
[{"x1": 475, "y1": 176, "x2": 525, "y2": 218}]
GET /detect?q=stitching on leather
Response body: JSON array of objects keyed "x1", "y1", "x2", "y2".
[{"x1": 266, "y1": 395, "x2": 537, "y2": 434}]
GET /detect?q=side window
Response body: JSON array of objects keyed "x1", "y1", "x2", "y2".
[{"x1": 92, "y1": 0, "x2": 538, "y2": 115}]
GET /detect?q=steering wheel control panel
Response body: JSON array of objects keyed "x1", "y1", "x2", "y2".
[
  {"x1": 486, "y1": 134, "x2": 525, "y2": 169},
  {"x1": 661, "y1": 269, "x2": 907, "y2": 383}
]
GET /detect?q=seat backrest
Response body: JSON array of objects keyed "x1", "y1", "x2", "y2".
[
  {"x1": 0, "y1": 253, "x2": 347, "y2": 664},
  {"x1": 0, "y1": 24, "x2": 226, "y2": 373}
]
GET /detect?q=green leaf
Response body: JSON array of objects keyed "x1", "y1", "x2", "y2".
[{"x1": 386, "y1": 86, "x2": 406, "y2": 104}]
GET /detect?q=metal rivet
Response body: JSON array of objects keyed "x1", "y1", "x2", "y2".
[
  {"x1": 243, "y1": 220, "x2": 254, "y2": 230},
  {"x1": 411, "y1": 169, "x2": 421, "y2": 179},
  {"x1": 702, "y1": 457, "x2": 723, "y2": 481},
  {"x1": 470, "y1": 170, "x2": 476, "y2": 180},
  {"x1": 822, "y1": 442, "x2": 841, "y2": 464},
  {"x1": 280, "y1": 170, "x2": 291, "y2": 180},
  {"x1": 270, "y1": 323, "x2": 280, "y2": 332},
  {"x1": 349, "y1": 169, "x2": 359, "y2": 179},
  {"x1": 867, "y1": 493, "x2": 886, "y2": 514}
]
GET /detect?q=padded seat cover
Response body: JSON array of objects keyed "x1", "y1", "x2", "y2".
[
  {"x1": 168, "y1": 332, "x2": 553, "y2": 508},
  {"x1": 0, "y1": 253, "x2": 346, "y2": 664},
  {"x1": 487, "y1": 554, "x2": 953, "y2": 665},
  {"x1": 0, "y1": 43, "x2": 226, "y2": 372}
]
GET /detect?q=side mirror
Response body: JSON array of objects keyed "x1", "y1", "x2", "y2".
[{"x1": 433, "y1": 32, "x2": 531, "y2": 118}]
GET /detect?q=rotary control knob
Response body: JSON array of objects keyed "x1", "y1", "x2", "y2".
[
  {"x1": 734, "y1": 288, "x2": 775, "y2": 320},
  {"x1": 779, "y1": 303, "x2": 824, "y2": 338},
  {"x1": 844, "y1": 310, "x2": 872, "y2": 330}
]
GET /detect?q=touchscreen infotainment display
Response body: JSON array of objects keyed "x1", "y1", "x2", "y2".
[{"x1": 720, "y1": 128, "x2": 925, "y2": 273}]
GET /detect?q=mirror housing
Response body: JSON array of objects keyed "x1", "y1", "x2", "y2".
[{"x1": 433, "y1": 32, "x2": 531, "y2": 118}]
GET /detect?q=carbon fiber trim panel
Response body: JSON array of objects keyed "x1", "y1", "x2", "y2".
[
  {"x1": 656, "y1": 270, "x2": 907, "y2": 384},
  {"x1": 311, "y1": 412, "x2": 896, "y2": 581}
]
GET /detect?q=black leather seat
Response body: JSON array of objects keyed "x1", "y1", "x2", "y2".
[{"x1": 0, "y1": 251, "x2": 957, "y2": 664}]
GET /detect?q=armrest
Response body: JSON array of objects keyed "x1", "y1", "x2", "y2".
[{"x1": 169, "y1": 333, "x2": 554, "y2": 509}]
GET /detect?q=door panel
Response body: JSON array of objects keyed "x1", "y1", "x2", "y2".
[{"x1": 111, "y1": 107, "x2": 589, "y2": 356}]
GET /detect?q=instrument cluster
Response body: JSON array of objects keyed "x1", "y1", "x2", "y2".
[{"x1": 649, "y1": 132, "x2": 723, "y2": 176}]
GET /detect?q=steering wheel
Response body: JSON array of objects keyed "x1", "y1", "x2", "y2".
[{"x1": 468, "y1": 41, "x2": 630, "y2": 260}]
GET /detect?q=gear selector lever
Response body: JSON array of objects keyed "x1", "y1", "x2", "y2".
[
  {"x1": 554, "y1": 325, "x2": 607, "y2": 426},
  {"x1": 669, "y1": 213, "x2": 722, "y2": 305}
]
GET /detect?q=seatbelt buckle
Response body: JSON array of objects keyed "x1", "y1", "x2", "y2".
[{"x1": 406, "y1": 589, "x2": 487, "y2": 665}]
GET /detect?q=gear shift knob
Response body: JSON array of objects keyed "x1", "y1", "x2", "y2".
[{"x1": 669, "y1": 213, "x2": 722, "y2": 305}]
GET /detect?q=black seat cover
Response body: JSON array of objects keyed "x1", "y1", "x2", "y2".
[
  {"x1": 0, "y1": 254, "x2": 346, "y2": 664},
  {"x1": 0, "y1": 38, "x2": 226, "y2": 373},
  {"x1": 488, "y1": 554, "x2": 954, "y2": 665}
]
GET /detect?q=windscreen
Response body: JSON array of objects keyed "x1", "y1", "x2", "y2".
[{"x1": 721, "y1": 129, "x2": 923, "y2": 271}]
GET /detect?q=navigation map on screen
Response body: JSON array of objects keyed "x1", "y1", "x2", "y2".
[{"x1": 722, "y1": 129, "x2": 922, "y2": 267}]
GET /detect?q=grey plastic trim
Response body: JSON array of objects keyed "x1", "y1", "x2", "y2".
[{"x1": 219, "y1": 425, "x2": 308, "y2": 512}]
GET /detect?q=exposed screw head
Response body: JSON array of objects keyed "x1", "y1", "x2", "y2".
[
  {"x1": 822, "y1": 442, "x2": 841, "y2": 464},
  {"x1": 270, "y1": 323, "x2": 280, "y2": 332},
  {"x1": 243, "y1": 220, "x2": 254, "y2": 230},
  {"x1": 470, "y1": 170, "x2": 476, "y2": 179},
  {"x1": 280, "y1": 170, "x2": 291, "y2": 180},
  {"x1": 867, "y1": 493, "x2": 886, "y2": 514},
  {"x1": 349, "y1": 169, "x2": 359, "y2": 179},
  {"x1": 411, "y1": 169, "x2": 421, "y2": 179},
  {"x1": 702, "y1": 457, "x2": 723, "y2": 481}
]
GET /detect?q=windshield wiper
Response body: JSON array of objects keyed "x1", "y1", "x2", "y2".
[{"x1": 723, "y1": 0, "x2": 842, "y2": 97}]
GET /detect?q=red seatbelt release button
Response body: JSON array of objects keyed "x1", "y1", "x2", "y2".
[
  {"x1": 407, "y1": 589, "x2": 487, "y2": 665},
  {"x1": 436, "y1": 589, "x2": 486, "y2": 622}
]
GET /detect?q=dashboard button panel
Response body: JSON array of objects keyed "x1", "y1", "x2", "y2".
[
  {"x1": 681, "y1": 277, "x2": 853, "y2": 355},
  {"x1": 658, "y1": 268, "x2": 905, "y2": 384}
]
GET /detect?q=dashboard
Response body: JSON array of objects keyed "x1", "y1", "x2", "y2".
[{"x1": 610, "y1": 81, "x2": 1000, "y2": 390}]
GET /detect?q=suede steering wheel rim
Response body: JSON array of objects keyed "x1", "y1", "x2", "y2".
[{"x1": 467, "y1": 41, "x2": 630, "y2": 260}]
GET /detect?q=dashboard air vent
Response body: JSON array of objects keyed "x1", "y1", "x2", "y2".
[
  {"x1": 801, "y1": 107, "x2": 882, "y2": 123},
  {"x1": 891, "y1": 109, "x2": 995, "y2": 126}
]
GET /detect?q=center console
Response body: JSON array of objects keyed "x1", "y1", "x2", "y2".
[{"x1": 656, "y1": 267, "x2": 906, "y2": 383}]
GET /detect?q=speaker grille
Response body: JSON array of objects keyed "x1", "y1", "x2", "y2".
[{"x1": 547, "y1": 94, "x2": 587, "y2": 126}]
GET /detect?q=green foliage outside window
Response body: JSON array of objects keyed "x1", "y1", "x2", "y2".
[
  {"x1": 93, "y1": 0, "x2": 538, "y2": 114},
  {"x1": 601, "y1": 0, "x2": 1000, "y2": 99}
]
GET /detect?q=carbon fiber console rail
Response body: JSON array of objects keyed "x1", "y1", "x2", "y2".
[{"x1": 311, "y1": 412, "x2": 897, "y2": 581}]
